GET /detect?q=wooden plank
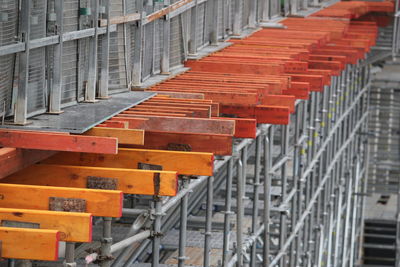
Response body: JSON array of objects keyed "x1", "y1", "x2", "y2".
[
  {"x1": 97, "y1": 121, "x2": 129, "y2": 128},
  {"x1": 0, "y1": 148, "x2": 55, "y2": 179},
  {"x1": 150, "y1": 91, "x2": 205, "y2": 99},
  {"x1": 4, "y1": 164, "x2": 178, "y2": 196},
  {"x1": 83, "y1": 127, "x2": 145, "y2": 145},
  {"x1": 43, "y1": 148, "x2": 214, "y2": 176},
  {"x1": 213, "y1": 117, "x2": 257, "y2": 138},
  {"x1": 0, "y1": 208, "x2": 92, "y2": 242},
  {"x1": 115, "y1": 114, "x2": 235, "y2": 135},
  {"x1": 0, "y1": 227, "x2": 59, "y2": 260},
  {"x1": 0, "y1": 130, "x2": 118, "y2": 154},
  {"x1": 255, "y1": 106, "x2": 290, "y2": 125},
  {"x1": 185, "y1": 61, "x2": 284, "y2": 75},
  {"x1": 136, "y1": 131, "x2": 233, "y2": 155},
  {"x1": 0, "y1": 183, "x2": 123, "y2": 217},
  {"x1": 262, "y1": 95, "x2": 296, "y2": 113}
]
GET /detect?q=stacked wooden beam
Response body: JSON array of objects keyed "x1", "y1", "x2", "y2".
[
  {"x1": 0, "y1": 0, "x2": 392, "y2": 261},
  {"x1": 312, "y1": 1, "x2": 394, "y2": 19}
]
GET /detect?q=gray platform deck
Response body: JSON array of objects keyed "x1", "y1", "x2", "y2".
[{"x1": 1, "y1": 91, "x2": 155, "y2": 133}]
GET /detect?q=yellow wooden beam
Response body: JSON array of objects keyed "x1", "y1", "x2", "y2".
[
  {"x1": 4, "y1": 164, "x2": 178, "y2": 196},
  {"x1": 83, "y1": 127, "x2": 145, "y2": 145},
  {"x1": 0, "y1": 184, "x2": 123, "y2": 217},
  {"x1": 0, "y1": 227, "x2": 60, "y2": 260},
  {"x1": 43, "y1": 148, "x2": 214, "y2": 176},
  {"x1": 0, "y1": 208, "x2": 92, "y2": 243}
]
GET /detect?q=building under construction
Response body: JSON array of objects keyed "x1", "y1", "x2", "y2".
[{"x1": 0, "y1": 0, "x2": 399, "y2": 266}]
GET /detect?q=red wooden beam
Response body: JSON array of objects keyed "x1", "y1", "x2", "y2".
[
  {"x1": 0, "y1": 148, "x2": 55, "y2": 179},
  {"x1": 129, "y1": 131, "x2": 233, "y2": 155},
  {"x1": 0, "y1": 130, "x2": 118, "y2": 154}
]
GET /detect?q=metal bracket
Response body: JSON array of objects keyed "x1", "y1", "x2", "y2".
[
  {"x1": 167, "y1": 143, "x2": 192, "y2": 151},
  {"x1": 1, "y1": 220, "x2": 39, "y2": 229},
  {"x1": 138, "y1": 162, "x2": 163, "y2": 170},
  {"x1": 49, "y1": 197, "x2": 86, "y2": 212},
  {"x1": 87, "y1": 176, "x2": 118, "y2": 190}
]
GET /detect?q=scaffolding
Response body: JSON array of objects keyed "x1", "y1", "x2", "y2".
[{"x1": 0, "y1": 0, "x2": 397, "y2": 266}]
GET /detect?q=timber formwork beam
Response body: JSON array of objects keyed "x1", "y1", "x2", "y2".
[{"x1": 0, "y1": 0, "x2": 394, "y2": 264}]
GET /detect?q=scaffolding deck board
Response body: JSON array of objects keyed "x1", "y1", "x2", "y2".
[{"x1": 1, "y1": 92, "x2": 156, "y2": 134}]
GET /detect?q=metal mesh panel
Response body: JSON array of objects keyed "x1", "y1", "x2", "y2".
[
  {"x1": 130, "y1": 24, "x2": 136, "y2": 74},
  {"x1": 153, "y1": 17, "x2": 164, "y2": 74},
  {"x1": 108, "y1": 1, "x2": 128, "y2": 91},
  {"x1": 217, "y1": 0, "x2": 224, "y2": 39},
  {"x1": 27, "y1": 0, "x2": 47, "y2": 115},
  {"x1": 62, "y1": 41, "x2": 79, "y2": 104},
  {"x1": 169, "y1": 16, "x2": 183, "y2": 68},
  {"x1": 270, "y1": 0, "x2": 280, "y2": 17},
  {"x1": 203, "y1": 2, "x2": 212, "y2": 45},
  {"x1": 126, "y1": 0, "x2": 137, "y2": 13},
  {"x1": 242, "y1": 0, "x2": 249, "y2": 28},
  {"x1": 62, "y1": 0, "x2": 80, "y2": 105},
  {"x1": 142, "y1": 21, "x2": 154, "y2": 79},
  {"x1": 229, "y1": 0, "x2": 235, "y2": 32},
  {"x1": 110, "y1": 0, "x2": 124, "y2": 17},
  {"x1": 0, "y1": 0, "x2": 18, "y2": 114},
  {"x1": 109, "y1": 25, "x2": 128, "y2": 90},
  {"x1": 196, "y1": 3, "x2": 206, "y2": 48}
]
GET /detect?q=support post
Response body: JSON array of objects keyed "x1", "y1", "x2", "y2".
[
  {"x1": 236, "y1": 159, "x2": 244, "y2": 267},
  {"x1": 152, "y1": 199, "x2": 162, "y2": 267},
  {"x1": 132, "y1": 0, "x2": 144, "y2": 85},
  {"x1": 222, "y1": 158, "x2": 234, "y2": 267},
  {"x1": 48, "y1": 0, "x2": 64, "y2": 114},
  {"x1": 263, "y1": 127, "x2": 273, "y2": 266},
  {"x1": 98, "y1": 0, "x2": 110, "y2": 98},
  {"x1": 64, "y1": 243, "x2": 76, "y2": 267},
  {"x1": 178, "y1": 179, "x2": 189, "y2": 267},
  {"x1": 14, "y1": 0, "x2": 31, "y2": 125},
  {"x1": 203, "y1": 176, "x2": 214, "y2": 267},
  {"x1": 85, "y1": 0, "x2": 99, "y2": 102},
  {"x1": 161, "y1": 0, "x2": 171, "y2": 74},
  {"x1": 100, "y1": 217, "x2": 113, "y2": 267},
  {"x1": 250, "y1": 136, "x2": 261, "y2": 267}
]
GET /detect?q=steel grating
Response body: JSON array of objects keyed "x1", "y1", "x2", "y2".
[
  {"x1": 0, "y1": 91, "x2": 156, "y2": 133},
  {"x1": 143, "y1": 15, "x2": 154, "y2": 79},
  {"x1": 0, "y1": 0, "x2": 17, "y2": 116},
  {"x1": 108, "y1": 0, "x2": 129, "y2": 91},
  {"x1": 196, "y1": 3, "x2": 206, "y2": 49},
  {"x1": 153, "y1": 6, "x2": 164, "y2": 74},
  {"x1": 169, "y1": 16, "x2": 184, "y2": 68},
  {"x1": 27, "y1": 0, "x2": 47, "y2": 116}
]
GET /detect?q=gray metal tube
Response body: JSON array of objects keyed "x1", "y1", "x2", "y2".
[
  {"x1": 203, "y1": 176, "x2": 214, "y2": 267},
  {"x1": 236, "y1": 159, "x2": 244, "y2": 267},
  {"x1": 222, "y1": 158, "x2": 234, "y2": 267},
  {"x1": 178, "y1": 179, "x2": 190, "y2": 267},
  {"x1": 152, "y1": 200, "x2": 162, "y2": 267},
  {"x1": 250, "y1": 136, "x2": 261, "y2": 267},
  {"x1": 100, "y1": 217, "x2": 113, "y2": 267}
]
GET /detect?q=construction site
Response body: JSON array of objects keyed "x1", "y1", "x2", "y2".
[{"x1": 0, "y1": 0, "x2": 399, "y2": 266}]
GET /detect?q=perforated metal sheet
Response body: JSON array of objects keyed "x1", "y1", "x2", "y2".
[
  {"x1": 27, "y1": 0, "x2": 47, "y2": 115},
  {"x1": 196, "y1": 3, "x2": 206, "y2": 48},
  {"x1": 217, "y1": 0, "x2": 224, "y2": 38},
  {"x1": 0, "y1": 91, "x2": 156, "y2": 133},
  {"x1": 170, "y1": 16, "x2": 184, "y2": 68},
  {"x1": 0, "y1": 0, "x2": 18, "y2": 115},
  {"x1": 270, "y1": 0, "x2": 280, "y2": 17},
  {"x1": 142, "y1": 19, "x2": 154, "y2": 79},
  {"x1": 108, "y1": 0, "x2": 128, "y2": 91},
  {"x1": 109, "y1": 25, "x2": 128, "y2": 91},
  {"x1": 62, "y1": 0, "x2": 80, "y2": 105},
  {"x1": 242, "y1": 0, "x2": 249, "y2": 28},
  {"x1": 153, "y1": 15, "x2": 164, "y2": 74}
]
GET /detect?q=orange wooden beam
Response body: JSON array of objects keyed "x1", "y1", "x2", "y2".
[{"x1": 0, "y1": 130, "x2": 118, "y2": 154}]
